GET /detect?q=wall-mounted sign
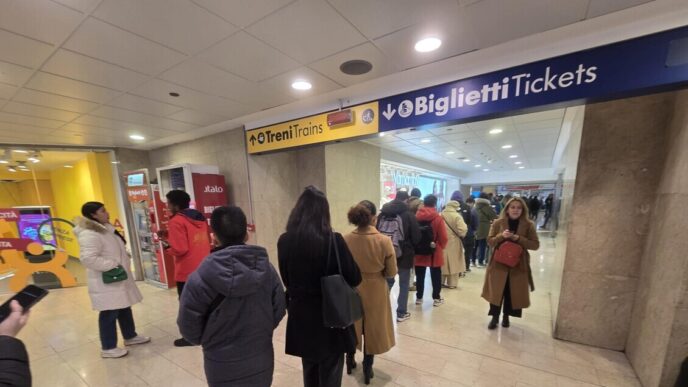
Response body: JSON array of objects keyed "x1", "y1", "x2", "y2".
[
  {"x1": 0, "y1": 209, "x2": 20, "y2": 221},
  {"x1": 246, "y1": 102, "x2": 379, "y2": 154},
  {"x1": 379, "y1": 26, "x2": 688, "y2": 132}
]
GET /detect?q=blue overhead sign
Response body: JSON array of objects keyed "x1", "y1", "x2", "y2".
[{"x1": 379, "y1": 26, "x2": 688, "y2": 132}]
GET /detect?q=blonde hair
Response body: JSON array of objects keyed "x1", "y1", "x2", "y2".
[{"x1": 499, "y1": 197, "x2": 530, "y2": 221}]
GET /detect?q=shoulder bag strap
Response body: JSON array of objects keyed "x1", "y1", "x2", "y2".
[
  {"x1": 326, "y1": 232, "x2": 343, "y2": 275},
  {"x1": 442, "y1": 215, "x2": 461, "y2": 239}
]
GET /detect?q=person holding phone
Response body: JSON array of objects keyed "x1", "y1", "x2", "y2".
[
  {"x1": 76, "y1": 202, "x2": 150, "y2": 358},
  {"x1": 0, "y1": 300, "x2": 31, "y2": 386}
]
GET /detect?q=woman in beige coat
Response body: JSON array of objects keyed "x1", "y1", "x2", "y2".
[
  {"x1": 343, "y1": 200, "x2": 397, "y2": 385},
  {"x1": 440, "y1": 200, "x2": 468, "y2": 288},
  {"x1": 481, "y1": 197, "x2": 539, "y2": 330}
]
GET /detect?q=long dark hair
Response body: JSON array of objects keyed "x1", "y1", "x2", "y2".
[
  {"x1": 286, "y1": 186, "x2": 332, "y2": 249},
  {"x1": 81, "y1": 201, "x2": 126, "y2": 244}
]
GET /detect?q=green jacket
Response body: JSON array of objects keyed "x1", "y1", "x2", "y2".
[{"x1": 474, "y1": 198, "x2": 497, "y2": 239}]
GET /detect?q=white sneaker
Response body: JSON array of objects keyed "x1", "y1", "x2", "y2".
[
  {"x1": 415, "y1": 298, "x2": 423, "y2": 305},
  {"x1": 124, "y1": 336, "x2": 151, "y2": 346},
  {"x1": 433, "y1": 298, "x2": 445, "y2": 307},
  {"x1": 101, "y1": 347, "x2": 128, "y2": 358},
  {"x1": 397, "y1": 313, "x2": 411, "y2": 322}
]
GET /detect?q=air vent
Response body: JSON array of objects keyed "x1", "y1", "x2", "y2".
[{"x1": 340, "y1": 60, "x2": 373, "y2": 75}]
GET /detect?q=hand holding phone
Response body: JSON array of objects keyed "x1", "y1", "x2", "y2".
[
  {"x1": 0, "y1": 285, "x2": 48, "y2": 327},
  {"x1": 0, "y1": 301, "x2": 30, "y2": 337}
]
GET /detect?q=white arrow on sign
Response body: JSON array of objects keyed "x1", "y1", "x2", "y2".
[{"x1": 382, "y1": 104, "x2": 396, "y2": 120}]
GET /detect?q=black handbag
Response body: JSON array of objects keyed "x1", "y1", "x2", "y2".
[{"x1": 321, "y1": 233, "x2": 363, "y2": 329}]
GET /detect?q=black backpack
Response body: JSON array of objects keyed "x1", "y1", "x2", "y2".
[
  {"x1": 459, "y1": 202, "x2": 472, "y2": 229},
  {"x1": 415, "y1": 220, "x2": 435, "y2": 255}
]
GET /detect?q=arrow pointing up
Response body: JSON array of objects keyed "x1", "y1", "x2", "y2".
[
  {"x1": 382, "y1": 104, "x2": 396, "y2": 120},
  {"x1": 249, "y1": 134, "x2": 257, "y2": 146}
]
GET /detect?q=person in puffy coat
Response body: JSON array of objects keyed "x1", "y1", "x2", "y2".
[
  {"x1": 75, "y1": 202, "x2": 150, "y2": 359},
  {"x1": 414, "y1": 195, "x2": 448, "y2": 307},
  {"x1": 178, "y1": 206, "x2": 286, "y2": 387},
  {"x1": 440, "y1": 200, "x2": 467, "y2": 288}
]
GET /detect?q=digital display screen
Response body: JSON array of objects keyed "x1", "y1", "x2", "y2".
[
  {"x1": 127, "y1": 173, "x2": 145, "y2": 187},
  {"x1": 18, "y1": 214, "x2": 56, "y2": 247}
]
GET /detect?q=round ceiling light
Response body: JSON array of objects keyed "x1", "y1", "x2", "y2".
[
  {"x1": 415, "y1": 37, "x2": 442, "y2": 53},
  {"x1": 489, "y1": 128, "x2": 503, "y2": 134},
  {"x1": 291, "y1": 80, "x2": 312, "y2": 90},
  {"x1": 340, "y1": 60, "x2": 373, "y2": 75},
  {"x1": 501, "y1": 144, "x2": 513, "y2": 149},
  {"x1": 129, "y1": 134, "x2": 145, "y2": 141}
]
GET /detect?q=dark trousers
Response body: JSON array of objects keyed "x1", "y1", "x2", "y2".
[
  {"x1": 99, "y1": 307, "x2": 137, "y2": 350},
  {"x1": 302, "y1": 353, "x2": 344, "y2": 387},
  {"x1": 488, "y1": 275, "x2": 522, "y2": 318},
  {"x1": 415, "y1": 266, "x2": 442, "y2": 300},
  {"x1": 475, "y1": 239, "x2": 488, "y2": 265},
  {"x1": 463, "y1": 236, "x2": 475, "y2": 270},
  {"x1": 176, "y1": 281, "x2": 185, "y2": 298}
]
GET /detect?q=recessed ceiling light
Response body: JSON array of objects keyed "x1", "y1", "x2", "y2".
[
  {"x1": 28, "y1": 158, "x2": 40, "y2": 163},
  {"x1": 291, "y1": 80, "x2": 312, "y2": 90},
  {"x1": 169, "y1": 92, "x2": 180, "y2": 97},
  {"x1": 509, "y1": 155, "x2": 518, "y2": 158},
  {"x1": 518, "y1": 166, "x2": 525, "y2": 169},
  {"x1": 415, "y1": 37, "x2": 442, "y2": 53},
  {"x1": 474, "y1": 164, "x2": 481, "y2": 168},
  {"x1": 487, "y1": 160, "x2": 493, "y2": 164},
  {"x1": 515, "y1": 161, "x2": 523, "y2": 165},
  {"x1": 112, "y1": 161, "x2": 121, "y2": 164},
  {"x1": 420, "y1": 139, "x2": 431, "y2": 143},
  {"x1": 462, "y1": 159, "x2": 470, "y2": 162},
  {"x1": 445, "y1": 151, "x2": 455, "y2": 155},
  {"x1": 0, "y1": 160, "x2": 7, "y2": 164},
  {"x1": 7, "y1": 166, "x2": 16, "y2": 173},
  {"x1": 501, "y1": 144, "x2": 513, "y2": 149},
  {"x1": 483, "y1": 168, "x2": 490, "y2": 172},
  {"x1": 129, "y1": 134, "x2": 145, "y2": 141},
  {"x1": 64, "y1": 165, "x2": 73, "y2": 168},
  {"x1": 489, "y1": 128, "x2": 503, "y2": 134},
  {"x1": 379, "y1": 132, "x2": 386, "y2": 137},
  {"x1": 12, "y1": 150, "x2": 27, "y2": 153}
]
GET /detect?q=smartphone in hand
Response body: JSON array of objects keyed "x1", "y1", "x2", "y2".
[{"x1": 0, "y1": 285, "x2": 48, "y2": 323}]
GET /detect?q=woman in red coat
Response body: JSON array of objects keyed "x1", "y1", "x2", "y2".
[{"x1": 414, "y1": 195, "x2": 448, "y2": 307}]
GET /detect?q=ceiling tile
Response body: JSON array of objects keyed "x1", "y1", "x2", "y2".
[
  {"x1": 372, "y1": 11, "x2": 477, "y2": 70},
  {"x1": 0, "y1": 122, "x2": 55, "y2": 136},
  {"x1": 13, "y1": 89, "x2": 100, "y2": 113},
  {"x1": 64, "y1": 18, "x2": 187, "y2": 75},
  {"x1": 514, "y1": 118, "x2": 563, "y2": 132},
  {"x1": 395, "y1": 130, "x2": 435, "y2": 140},
  {"x1": 93, "y1": 0, "x2": 237, "y2": 55},
  {"x1": 88, "y1": 106, "x2": 198, "y2": 132},
  {"x1": 511, "y1": 108, "x2": 566, "y2": 124},
  {"x1": 0, "y1": 0, "x2": 82, "y2": 45},
  {"x1": 0, "y1": 83, "x2": 17, "y2": 99},
  {"x1": 465, "y1": 0, "x2": 589, "y2": 49},
  {"x1": 42, "y1": 50, "x2": 150, "y2": 91},
  {"x1": 0, "y1": 61, "x2": 33, "y2": 86},
  {"x1": 258, "y1": 67, "x2": 341, "y2": 102},
  {"x1": 586, "y1": 0, "x2": 653, "y2": 19},
  {"x1": 328, "y1": 0, "x2": 459, "y2": 40},
  {"x1": 308, "y1": 43, "x2": 399, "y2": 87},
  {"x1": 0, "y1": 111, "x2": 65, "y2": 129},
  {"x1": 197, "y1": 31, "x2": 300, "y2": 82},
  {"x1": 131, "y1": 79, "x2": 254, "y2": 118},
  {"x1": 247, "y1": 0, "x2": 366, "y2": 63},
  {"x1": 166, "y1": 109, "x2": 229, "y2": 126},
  {"x1": 437, "y1": 132, "x2": 478, "y2": 142},
  {"x1": 52, "y1": 0, "x2": 100, "y2": 13},
  {"x1": 107, "y1": 94, "x2": 185, "y2": 117},
  {"x1": 427, "y1": 124, "x2": 472, "y2": 135},
  {"x1": 61, "y1": 123, "x2": 125, "y2": 137},
  {"x1": 74, "y1": 115, "x2": 179, "y2": 138},
  {"x1": 191, "y1": 0, "x2": 295, "y2": 28},
  {"x1": 0, "y1": 30, "x2": 53, "y2": 68},
  {"x1": 50, "y1": 130, "x2": 123, "y2": 146},
  {"x1": 2, "y1": 101, "x2": 80, "y2": 121},
  {"x1": 25, "y1": 72, "x2": 120, "y2": 104}
]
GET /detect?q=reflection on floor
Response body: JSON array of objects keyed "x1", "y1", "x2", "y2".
[{"x1": 8, "y1": 235, "x2": 641, "y2": 386}]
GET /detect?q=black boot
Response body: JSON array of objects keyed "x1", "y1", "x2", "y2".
[
  {"x1": 488, "y1": 316, "x2": 499, "y2": 330},
  {"x1": 363, "y1": 354, "x2": 374, "y2": 384},
  {"x1": 502, "y1": 314, "x2": 510, "y2": 328},
  {"x1": 346, "y1": 352, "x2": 356, "y2": 375}
]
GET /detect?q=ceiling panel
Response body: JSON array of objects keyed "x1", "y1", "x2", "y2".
[
  {"x1": 42, "y1": 50, "x2": 150, "y2": 91},
  {"x1": 106, "y1": 94, "x2": 185, "y2": 117},
  {"x1": 0, "y1": 61, "x2": 33, "y2": 86},
  {"x1": 25, "y1": 72, "x2": 121, "y2": 104},
  {"x1": 166, "y1": 109, "x2": 229, "y2": 126},
  {"x1": 191, "y1": 0, "x2": 296, "y2": 28},
  {"x1": 308, "y1": 43, "x2": 399, "y2": 87},
  {"x1": 93, "y1": 0, "x2": 237, "y2": 55},
  {"x1": 198, "y1": 31, "x2": 301, "y2": 82},
  {"x1": 0, "y1": 30, "x2": 54, "y2": 68},
  {"x1": 46, "y1": 130, "x2": 122, "y2": 147},
  {"x1": 88, "y1": 106, "x2": 198, "y2": 132},
  {"x1": 465, "y1": 0, "x2": 589, "y2": 49},
  {"x1": 427, "y1": 124, "x2": 472, "y2": 135},
  {"x1": 0, "y1": 0, "x2": 82, "y2": 45},
  {"x1": 0, "y1": 111, "x2": 65, "y2": 129},
  {"x1": 587, "y1": 0, "x2": 653, "y2": 18},
  {"x1": 52, "y1": 0, "x2": 100, "y2": 13},
  {"x1": 258, "y1": 67, "x2": 341, "y2": 102},
  {"x1": 0, "y1": 83, "x2": 17, "y2": 99},
  {"x1": 61, "y1": 122, "x2": 125, "y2": 137},
  {"x1": 511, "y1": 108, "x2": 567, "y2": 124},
  {"x1": 63, "y1": 18, "x2": 187, "y2": 76},
  {"x1": 247, "y1": 0, "x2": 367, "y2": 63},
  {"x1": 0, "y1": 122, "x2": 55, "y2": 136},
  {"x1": 13, "y1": 89, "x2": 100, "y2": 113},
  {"x1": 73, "y1": 115, "x2": 179, "y2": 138},
  {"x1": 394, "y1": 130, "x2": 434, "y2": 140},
  {"x1": 515, "y1": 118, "x2": 564, "y2": 132},
  {"x1": 2, "y1": 101, "x2": 80, "y2": 121}
]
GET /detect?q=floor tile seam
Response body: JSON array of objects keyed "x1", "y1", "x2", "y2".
[
  {"x1": 55, "y1": 350, "x2": 100, "y2": 386},
  {"x1": 395, "y1": 331, "x2": 605, "y2": 386},
  {"x1": 375, "y1": 354, "x2": 473, "y2": 387}
]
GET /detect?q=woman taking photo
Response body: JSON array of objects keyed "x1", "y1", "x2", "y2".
[
  {"x1": 75, "y1": 202, "x2": 150, "y2": 358},
  {"x1": 278, "y1": 186, "x2": 362, "y2": 387},
  {"x1": 481, "y1": 197, "x2": 539, "y2": 330},
  {"x1": 343, "y1": 200, "x2": 397, "y2": 385}
]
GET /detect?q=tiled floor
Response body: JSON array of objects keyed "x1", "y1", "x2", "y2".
[{"x1": 7, "y1": 234, "x2": 641, "y2": 386}]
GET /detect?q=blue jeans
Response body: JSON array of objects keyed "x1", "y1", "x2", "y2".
[
  {"x1": 396, "y1": 268, "x2": 411, "y2": 317},
  {"x1": 476, "y1": 239, "x2": 488, "y2": 265},
  {"x1": 99, "y1": 307, "x2": 137, "y2": 350}
]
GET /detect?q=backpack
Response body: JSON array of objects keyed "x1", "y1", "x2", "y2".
[
  {"x1": 415, "y1": 220, "x2": 436, "y2": 256},
  {"x1": 459, "y1": 202, "x2": 472, "y2": 229},
  {"x1": 377, "y1": 214, "x2": 404, "y2": 258}
]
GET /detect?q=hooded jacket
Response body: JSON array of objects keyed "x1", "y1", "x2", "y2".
[
  {"x1": 74, "y1": 217, "x2": 143, "y2": 311},
  {"x1": 474, "y1": 198, "x2": 497, "y2": 240},
  {"x1": 379, "y1": 199, "x2": 421, "y2": 269},
  {"x1": 178, "y1": 244, "x2": 286, "y2": 385},
  {"x1": 166, "y1": 208, "x2": 211, "y2": 282},
  {"x1": 407, "y1": 196, "x2": 423, "y2": 215},
  {"x1": 414, "y1": 206, "x2": 448, "y2": 268},
  {"x1": 441, "y1": 201, "x2": 468, "y2": 275}
]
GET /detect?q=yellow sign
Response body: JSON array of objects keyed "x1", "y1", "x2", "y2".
[{"x1": 246, "y1": 102, "x2": 379, "y2": 154}]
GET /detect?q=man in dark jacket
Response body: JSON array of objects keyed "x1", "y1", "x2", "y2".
[
  {"x1": 178, "y1": 206, "x2": 286, "y2": 387},
  {"x1": 379, "y1": 190, "x2": 420, "y2": 322},
  {"x1": 0, "y1": 300, "x2": 31, "y2": 386}
]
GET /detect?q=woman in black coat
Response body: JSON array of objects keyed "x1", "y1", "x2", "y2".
[{"x1": 278, "y1": 186, "x2": 362, "y2": 387}]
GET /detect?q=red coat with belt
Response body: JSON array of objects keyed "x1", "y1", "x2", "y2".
[
  {"x1": 165, "y1": 209, "x2": 210, "y2": 282},
  {"x1": 414, "y1": 206, "x2": 448, "y2": 268}
]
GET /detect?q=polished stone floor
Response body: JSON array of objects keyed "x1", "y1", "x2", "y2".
[{"x1": 7, "y1": 235, "x2": 642, "y2": 386}]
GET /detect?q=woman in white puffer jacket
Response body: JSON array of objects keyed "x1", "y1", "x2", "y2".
[{"x1": 74, "y1": 201, "x2": 150, "y2": 358}]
